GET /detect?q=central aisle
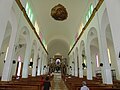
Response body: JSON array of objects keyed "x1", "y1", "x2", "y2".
[{"x1": 51, "y1": 73, "x2": 68, "y2": 90}]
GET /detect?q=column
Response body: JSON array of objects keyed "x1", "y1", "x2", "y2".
[
  {"x1": 85, "y1": 42, "x2": 93, "y2": 80},
  {"x1": 91, "y1": 54, "x2": 97, "y2": 77},
  {"x1": 105, "y1": 0, "x2": 120, "y2": 80},
  {"x1": 69, "y1": 55, "x2": 72, "y2": 75},
  {"x1": 1, "y1": 23, "x2": 18, "y2": 81},
  {"x1": 22, "y1": 42, "x2": 32, "y2": 78},
  {"x1": 37, "y1": 51, "x2": 42, "y2": 76},
  {"x1": 79, "y1": 49, "x2": 83, "y2": 78},
  {"x1": 32, "y1": 48, "x2": 38, "y2": 76},
  {"x1": 0, "y1": 0, "x2": 14, "y2": 50},
  {"x1": 97, "y1": 20, "x2": 113, "y2": 84},
  {"x1": 41, "y1": 54, "x2": 44, "y2": 75},
  {"x1": 44, "y1": 55, "x2": 47, "y2": 74},
  {"x1": 75, "y1": 54, "x2": 78, "y2": 77},
  {"x1": 68, "y1": 57, "x2": 71, "y2": 75},
  {"x1": 71, "y1": 55, "x2": 74, "y2": 76}
]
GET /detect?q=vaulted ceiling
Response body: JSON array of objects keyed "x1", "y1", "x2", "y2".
[{"x1": 28, "y1": 0, "x2": 93, "y2": 58}]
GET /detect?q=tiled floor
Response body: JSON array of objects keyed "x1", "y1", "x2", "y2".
[{"x1": 51, "y1": 73, "x2": 68, "y2": 90}]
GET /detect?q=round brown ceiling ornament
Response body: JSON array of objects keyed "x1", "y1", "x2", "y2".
[{"x1": 51, "y1": 4, "x2": 68, "y2": 21}]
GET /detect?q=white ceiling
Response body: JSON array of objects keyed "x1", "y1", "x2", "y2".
[{"x1": 29, "y1": 0, "x2": 93, "y2": 58}]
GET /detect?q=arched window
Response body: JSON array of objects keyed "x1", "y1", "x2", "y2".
[
  {"x1": 107, "y1": 48, "x2": 111, "y2": 64},
  {"x1": 17, "y1": 56, "x2": 22, "y2": 78},
  {"x1": 96, "y1": 54, "x2": 99, "y2": 67},
  {"x1": 56, "y1": 59, "x2": 61, "y2": 65}
]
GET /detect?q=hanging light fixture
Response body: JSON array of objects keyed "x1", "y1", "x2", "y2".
[{"x1": 51, "y1": 4, "x2": 68, "y2": 21}]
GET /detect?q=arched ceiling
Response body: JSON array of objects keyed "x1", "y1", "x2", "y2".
[
  {"x1": 47, "y1": 39, "x2": 69, "y2": 58},
  {"x1": 28, "y1": 0, "x2": 93, "y2": 58}
]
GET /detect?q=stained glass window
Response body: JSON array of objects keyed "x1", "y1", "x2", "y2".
[
  {"x1": 35, "y1": 21, "x2": 39, "y2": 35},
  {"x1": 90, "y1": 4, "x2": 94, "y2": 14},
  {"x1": 107, "y1": 49, "x2": 111, "y2": 64},
  {"x1": 5, "y1": 47, "x2": 9, "y2": 61},
  {"x1": 96, "y1": 54, "x2": 99, "y2": 67},
  {"x1": 25, "y1": 2, "x2": 34, "y2": 23},
  {"x1": 85, "y1": 4, "x2": 93, "y2": 23},
  {"x1": 25, "y1": 2, "x2": 29, "y2": 14}
]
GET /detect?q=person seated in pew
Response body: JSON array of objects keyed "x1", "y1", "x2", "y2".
[
  {"x1": 40, "y1": 76, "x2": 44, "y2": 90},
  {"x1": 80, "y1": 81, "x2": 89, "y2": 90},
  {"x1": 43, "y1": 76, "x2": 51, "y2": 90}
]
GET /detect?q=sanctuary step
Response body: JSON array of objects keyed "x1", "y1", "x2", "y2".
[{"x1": 51, "y1": 72, "x2": 68, "y2": 90}]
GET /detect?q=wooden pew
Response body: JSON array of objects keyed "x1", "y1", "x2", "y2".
[
  {"x1": 63, "y1": 75, "x2": 120, "y2": 90},
  {"x1": 0, "y1": 74, "x2": 53, "y2": 90}
]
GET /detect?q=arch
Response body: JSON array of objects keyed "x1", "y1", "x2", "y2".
[
  {"x1": 87, "y1": 27, "x2": 98, "y2": 45},
  {"x1": 100, "y1": 8, "x2": 116, "y2": 83},
  {"x1": 79, "y1": 40, "x2": 86, "y2": 76},
  {"x1": 15, "y1": 26, "x2": 31, "y2": 63},
  {"x1": 47, "y1": 39, "x2": 69, "y2": 58},
  {"x1": 19, "y1": 26, "x2": 30, "y2": 44},
  {"x1": 87, "y1": 27, "x2": 100, "y2": 77},
  {"x1": 79, "y1": 40, "x2": 85, "y2": 58},
  {"x1": 31, "y1": 40, "x2": 38, "y2": 62}
]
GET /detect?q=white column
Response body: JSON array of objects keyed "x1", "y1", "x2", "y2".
[
  {"x1": 37, "y1": 58, "x2": 41, "y2": 76},
  {"x1": 32, "y1": 48, "x2": 38, "y2": 76},
  {"x1": 44, "y1": 55, "x2": 47, "y2": 74},
  {"x1": 68, "y1": 55, "x2": 72, "y2": 75},
  {"x1": 22, "y1": 42, "x2": 32, "y2": 78},
  {"x1": 85, "y1": 43, "x2": 93, "y2": 80},
  {"x1": 72, "y1": 55, "x2": 75, "y2": 76},
  {"x1": 41, "y1": 54, "x2": 44, "y2": 75},
  {"x1": 0, "y1": 0, "x2": 14, "y2": 50},
  {"x1": 47, "y1": 66, "x2": 49, "y2": 74},
  {"x1": 68, "y1": 57, "x2": 71, "y2": 75},
  {"x1": 91, "y1": 54, "x2": 96, "y2": 77},
  {"x1": 79, "y1": 49, "x2": 83, "y2": 78},
  {"x1": 105, "y1": 0, "x2": 120, "y2": 80},
  {"x1": 97, "y1": 22, "x2": 113, "y2": 84},
  {"x1": 1, "y1": 23, "x2": 18, "y2": 81},
  {"x1": 37, "y1": 51, "x2": 42, "y2": 76},
  {"x1": 75, "y1": 54, "x2": 78, "y2": 77}
]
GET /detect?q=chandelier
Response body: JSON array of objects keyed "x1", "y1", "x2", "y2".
[{"x1": 51, "y1": 4, "x2": 68, "y2": 21}]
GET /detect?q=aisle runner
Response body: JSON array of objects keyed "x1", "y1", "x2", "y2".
[{"x1": 51, "y1": 73, "x2": 68, "y2": 90}]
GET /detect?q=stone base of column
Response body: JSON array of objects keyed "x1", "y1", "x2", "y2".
[
  {"x1": 104, "y1": 68, "x2": 113, "y2": 84},
  {"x1": 79, "y1": 70, "x2": 83, "y2": 78}
]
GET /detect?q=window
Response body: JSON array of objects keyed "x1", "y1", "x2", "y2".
[
  {"x1": 85, "y1": 4, "x2": 94, "y2": 23},
  {"x1": 28, "y1": 9, "x2": 31, "y2": 18},
  {"x1": 17, "y1": 62, "x2": 22, "y2": 76},
  {"x1": 5, "y1": 47, "x2": 9, "y2": 61},
  {"x1": 90, "y1": 4, "x2": 94, "y2": 14},
  {"x1": 88, "y1": 10, "x2": 91, "y2": 18},
  {"x1": 17, "y1": 56, "x2": 22, "y2": 77},
  {"x1": 86, "y1": 15, "x2": 88, "y2": 22},
  {"x1": 107, "y1": 49, "x2": 111, "y2": 64},
  {"x1": 56, "y1": 59, "x2": 61, "y2": 65},
  {"x1": 96, "y1": 54, "x2": 99, "y2": 67},
  {"x1": 25, "y1": 2, "x2": 29, "y2": 14},
  {"x1": 35, "y1": 21, "x2": 39, "y2": 35},
  {"x1": 25, "y1": 2, "x2": 34, "y2": 23},
  {"x1": 30, "y1": 13, "x2": 33, "y2": 22}
]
